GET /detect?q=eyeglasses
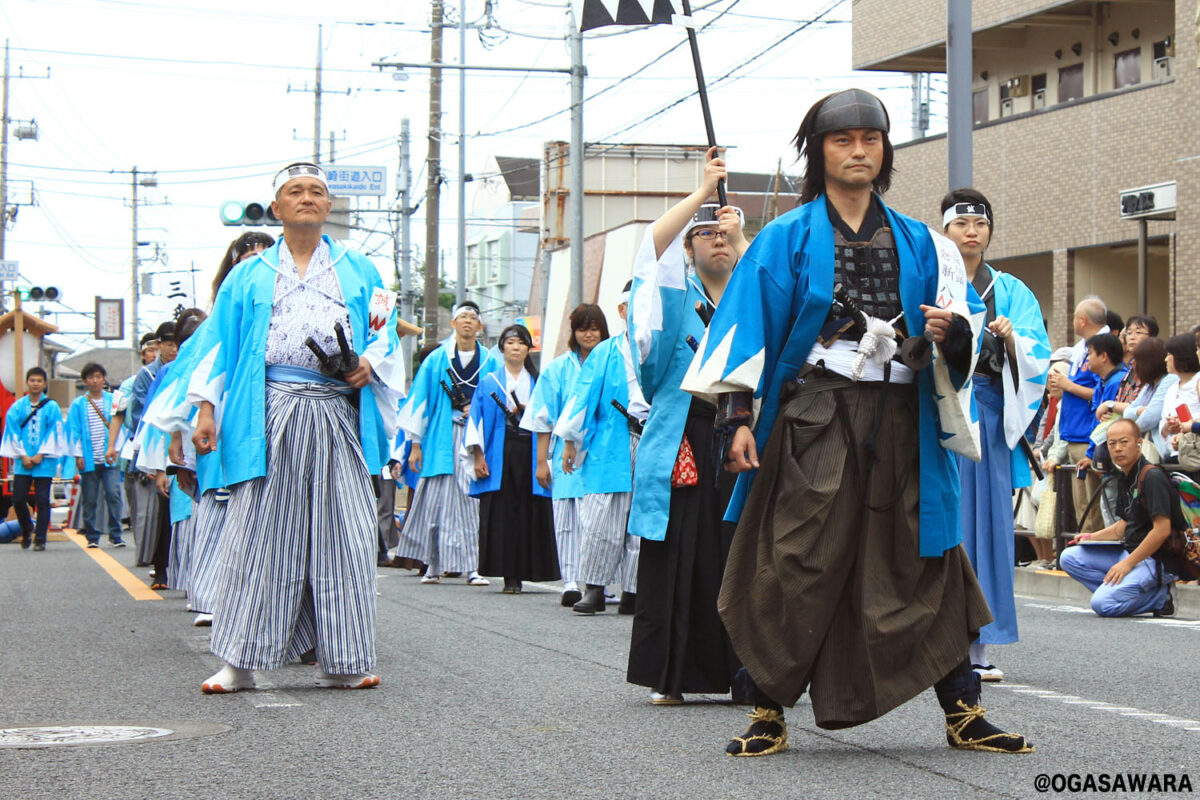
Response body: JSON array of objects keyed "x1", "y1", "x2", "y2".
[{"x1": 691, "y1": 229, "x2": 727, "y2": 240}]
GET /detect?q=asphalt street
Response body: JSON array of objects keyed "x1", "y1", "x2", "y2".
[{"x1": 1, "y1": 531, "x2": 1197, "y2": 800}]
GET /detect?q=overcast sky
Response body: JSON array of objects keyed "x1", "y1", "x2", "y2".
[{"x1": 2, "y1": 0, "x2": 943, "y2": 355}]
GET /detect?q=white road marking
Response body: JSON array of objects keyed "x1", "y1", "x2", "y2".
[{"x1": 991, "y1": 682, "x2": 1199, "y2": 733}]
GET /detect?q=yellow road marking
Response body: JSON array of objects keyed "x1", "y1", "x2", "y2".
[{"x1": 62, "y1": 528, "x2": 162, "y2": 601}]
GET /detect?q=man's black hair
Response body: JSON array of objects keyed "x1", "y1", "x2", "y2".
[
  {"x1": 1124, "y1": 314, "x2": 1159, "y2": 338},
  {"x1": 1086, "y1": 332, "x2": 1123, "y2": 367},
  {"x1": 1105, "y1": 310, "x2": 1124, "y2": 334},
  {"x1": 155, "y1": 320, "x2": 177, "y2": 343},
  {"x1": 25, "y1": 366, "x2": 47, "y2": 382},
  {"x1": 455, "y1": 300, "x2": 481, "y2": 314},
  {"x1": 80, "y1": 362, "x2": 107, "y2": 380},
  {"x1": 793, "y1": 93, "x2": 895, "y2": 204},
  {"x1": 140, "y1": 332, "x2": 157, "y2": 348}
]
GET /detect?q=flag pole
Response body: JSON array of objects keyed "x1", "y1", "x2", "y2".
[{"x1": 677, "y1": 0, "x2": 727, "y2": 207}]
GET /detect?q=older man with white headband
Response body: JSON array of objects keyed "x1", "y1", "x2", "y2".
[
  {"x1": 144, "y1": 161, "x2": 406, "y2": 693},
  {"x1": 395, "y1": 299, "x2": 500, "y2": 585}
]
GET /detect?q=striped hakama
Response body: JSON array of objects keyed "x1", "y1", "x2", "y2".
[
  {"x1": 210, "y1": 381, "x2": 377, "y2": 675},
  {"x1": 133, "y1": 480, "x2": 160, "y2": 566},
  {"x1": 395, "y1": 420, "x2": 480, "y2": 574},
  {"x1": 577, "y1": 435, "x2": 640, "y2": 591},
  {"x1": 166, "y1": 514, "x2": 195, "y2": 591},
  {"x1": 187, "y1": 489, "x2": 229, "y2": 615},
  {"x1": 552, "y1": 497, "x2": 582, "y2": 586}
]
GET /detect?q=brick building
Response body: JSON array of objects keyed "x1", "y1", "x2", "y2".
[{"x1": 853, "y1": 0, "x2": 1197, "y2": 345}]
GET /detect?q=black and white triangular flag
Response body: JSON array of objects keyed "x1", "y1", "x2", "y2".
[{"x1": 576, "y1": 0, "x2": 678, "y2": 32}]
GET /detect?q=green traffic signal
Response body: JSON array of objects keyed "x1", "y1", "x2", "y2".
[{"x1": 220, "y1": 200, "x2": 282, "y2": 226}]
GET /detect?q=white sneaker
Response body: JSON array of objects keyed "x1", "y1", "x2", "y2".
[
  {"x1": 316, "y1": 672, "x2": 380, "y2": 689},
  {"x1": 201, "y1": 664, "x2": 255, "y2": 694},
  {"x1": 467, "y1": 572, "x2": 490, "y2": 586},
  {"x1": 193, "y1": 613, "x2": 214, "y2": 627},
  {"x1": 649, "y1": 691, "x2": 684, "y2": 705}
]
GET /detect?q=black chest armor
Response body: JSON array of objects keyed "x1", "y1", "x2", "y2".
[{"x1": 832, "y1": 225, "x2": 904, "y2": 326}]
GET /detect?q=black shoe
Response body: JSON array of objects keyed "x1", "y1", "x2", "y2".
[
  {"x1": 1153, "y1": 593, "x2": 1175, "y2": 618},
  {"x1": 32, "y1": 542, "x2": 45, "y2": 551},
  {"x1": 944, "y1": 700, "x2": 1033, "y2": 753},
  {"x1": 726, "y1": 707, "x2": 788, "y2": 757},
  {"x1": 560, "y1": 587, "x2": 582, "y2": 607},
  {"x1": 20, "y1": 537, "x2": 31, "y2": 550},
  {"x1": 298, "y1": 648, "x2": 318, "y2": 666},
  {"x1": 618, "y1": 591, "x2": 636, "y2": 615},
  {"x1": 572, "y1": 585, "x2": 607, "y2": 614},
  {"x1": 502, "y1": 578, "x2": 522, "y2": 594}
]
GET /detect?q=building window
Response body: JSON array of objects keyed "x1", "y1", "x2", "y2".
[
  {"x1": 998, "y1": 83, "x2": 1013, "y2": 118},
  {"x1": 1058, "y1": 63, "x2": 1084, "y2": 103},
  {"x1": 972, "y1": 88, "x2": 988, "y2": 125},
  {"x1": 1031, "y1": 73, "x2": 1047, "y2": 109},
  {"x1": 1113, "y1": 47, "x2": 1141, "y2": 89},
  {"x1": 1152, "y1": 37, "x2": 1173, "y2": 79}
]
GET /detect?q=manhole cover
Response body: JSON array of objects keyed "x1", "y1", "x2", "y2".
[{"x1": 0, "y1": 722, "x2": 231, "y2": 749}]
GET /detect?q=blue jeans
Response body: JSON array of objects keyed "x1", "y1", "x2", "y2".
[
  {"x1": 80, "y1": 466, "x2": 124, "y2": 543},
  {"x1": 1059, "y1": 544, "x2": 1171, "y2": 616}
]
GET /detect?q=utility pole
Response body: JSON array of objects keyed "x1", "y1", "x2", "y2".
[
  {"x1": 127, "y1": 167, "x2": 157, "y2": 376},
  {"x1": 424, "y1": 0, "x2": 444, "y2": 342},
  {"x1": 288, "y1": 25, "x2": 349, "y2": 164},
  {"x1": 0, "y1": 39, "x2": 48, "y2": 311},
  {"x1": 456, "y1": 0, "x2": 468, "y2": 305},
  {"x1": 398, "y1": 117, "x2": 415, "y2": 365},
  {"x1": 946, "y1": 0, "x2": 973, "y2": 189},
  {"x1": 568, "y1": 10, "x2": 585, "y2": 308}
]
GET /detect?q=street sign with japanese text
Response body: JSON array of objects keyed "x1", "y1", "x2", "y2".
[
  {"x1": 95, "y1": 297, "x2": 125, "y2": 341},
  {"x1": 0, "y1": 260, "x2": 19, "y2": 281},
  {"x1": 321, "y1": 166, "x2": 387, "y2": 196}
]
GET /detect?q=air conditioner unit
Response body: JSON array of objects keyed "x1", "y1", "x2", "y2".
[
  {"x1": 1153, "y1": 56, "x2": 1173, "y2": 79},
  {"x1": 1005, "y1": 75, "x2": 1031, "y2": 97},
  {"x1": 1032, "y1": 89, "x2": 1047, "y2": 109},
  {"x1": 1000, "y1": 98, "x2": 1014, "y2": 117}
]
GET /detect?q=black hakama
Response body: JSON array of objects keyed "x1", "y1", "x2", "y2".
[{"x1": 477, "y1": 427, "x2": 560, "y2": 582}]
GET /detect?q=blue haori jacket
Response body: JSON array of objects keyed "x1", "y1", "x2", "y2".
[
  {"x1": 396, "y1": 337, "x2": 500, "y2": 480},
  {"x1": 626, "y1": 231, "x2": 720, "y2": 542},
  {"x1": 66, "y1": 391, "x2": 115, "y2": 473},
  {"x1": 553, "y1": 334, "x2": 640, "y2": 496},
  {"x1": 141, "y1": 235, "x2": 405, "y2": 487},
  {"x1": 389, "y1": 396, "x2": 420, "y2": 490},
  {"x1": 520, "y1": 350, "x2": 586, "y2": 501},
  {"x1": 969, "y1": 264, "x2": 1051, "y2": 489},
  {"x1": 463, "y1": 370, "x2": 550, "y2": 499},
  {"x1": 2, "y1": 395, "x2": 67, "y2": 478},
  {"x1": 679, "y1": 195, "x2": 985, "y2": 558}
]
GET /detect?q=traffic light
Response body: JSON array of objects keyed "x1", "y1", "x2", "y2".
[
  {"x1": 219, "y1": 200, "x2": 281, "y2": 226},
  {"x1": 25, "y1": 286, "x2": 61, "y2": 302}
]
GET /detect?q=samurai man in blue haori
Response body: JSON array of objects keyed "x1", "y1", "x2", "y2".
[
  {"x1": 147, "y1": 162, "x2": 406, "y2": 693},
  {"x1": 681, "y1": 90, "x2": 1033, "y2": 757}
]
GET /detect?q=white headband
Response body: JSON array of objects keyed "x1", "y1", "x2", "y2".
[
  {"x1": 451, "y1": 304, "x2": 480, "y2": 320},
  {"x1": 942, "y1": 202, "x2": 991, "y2": 229},
  {"x1": 618, "y1": 291, "x2": 630, "y2": 306},
  {"x1": 272, "y1": 162, "x2": 328, "y2": 196}
]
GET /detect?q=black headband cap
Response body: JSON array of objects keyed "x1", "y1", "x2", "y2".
[{"x1": 813, "y1": 89, "x2": 890, "y2": 136}]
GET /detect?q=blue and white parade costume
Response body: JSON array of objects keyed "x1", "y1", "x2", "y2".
[
  {"x1": 465, "y1": 367, "x2": 559, "y2": 583},
  {"x1": 520, "y1": 350, "x2": 587, "y2": 594},
  {"x1": 625, "y1": 224, "x2": 743, "y2": 698},
  {"x1": 65, "y1": 390, "x2": 125, "y2": 546},
  {"x1": 145, "y1": 232, "x2": 403, "y2": 681},
  {"x1": 394, "y1": 337, "x2": 499, "y2": 579},
  {"x1": 554, "y1": 331, "x2": 647, "y2": 599},
  {"x1": 2, "y1": 393, "x2": 67, "y2": 547},
  {"x1": 958, "y1": 265, "x2": 1050, "y2": 653},
  {"x1": 681, "y1": 193, "x2": 996, "y2": 728}
]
